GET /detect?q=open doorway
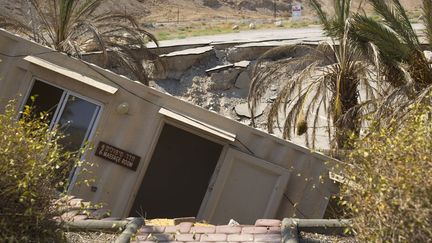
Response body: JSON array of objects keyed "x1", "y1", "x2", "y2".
[{"x1": 129, "y1": 123, "x2": 223, "y2": 218}]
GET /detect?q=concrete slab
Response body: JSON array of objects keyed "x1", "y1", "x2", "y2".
[
  {"x1": 235, "y1": 40, "x2": 301, "y2": 48},
  {"x1": 160, "y1": 46, "x2": 214, "y2": 57},
  {"x1": 147, "y1": 24, "x2": 425, "y2": 50},
  {"x1": 235, "y1": 71, "x2": 251, "y2": 89},
  {"x1": 206, "y1": 64, "x2": 234, "y2": 74},
  {"x1": 158, "y1": 46, "x2": 216, "y2": 80},
  {"x1": 234, "y1": 60, "x2": 251, "y2": 68},
  {"x1": 147, "y1": 27, "x2": 323, "y2": 49},
  {"x1": 227, "y1": 46, "x2": 273, "y2": 63},
  {"x1": 235, "y1": 102, "x2": 267, "y2": 118}
]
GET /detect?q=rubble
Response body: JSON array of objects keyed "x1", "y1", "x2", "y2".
[{"x1": 209, "y1": 68, "x2": 242, "y2": 90}]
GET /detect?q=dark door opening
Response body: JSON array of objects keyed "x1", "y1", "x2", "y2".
[{"x1": 129, "y1": 124, "x2": 223, "y2": 218}]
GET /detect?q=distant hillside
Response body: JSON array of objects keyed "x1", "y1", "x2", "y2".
[{"x1": 0, "y1": 0, "x2": 424, "y2": 24}]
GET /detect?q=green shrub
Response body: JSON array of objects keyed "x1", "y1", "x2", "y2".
[
  {"x1": 341, "y1": 103, "x2": 432, "y2": 242},
  {"x1": 0, "y1": 101, "x2": 82, "y2": 242}
]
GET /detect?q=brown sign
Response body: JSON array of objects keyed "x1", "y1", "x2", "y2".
[{"x1": 95, "y1": 141, "x2": 141, "y2": 171}]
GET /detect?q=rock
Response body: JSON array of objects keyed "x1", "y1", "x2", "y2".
[
  {"x1": 228, "y1": 219, "x2": 240, "y2": 226},
  {"x1": 270, "y1": 84, "x2": 277, "y2": 91},
  {"x1": 232, "y1": 25, "x2": 239, "y2": 30},
  {"x1": 246, "y1": 60, "x2": 257, "y2": 78},
  {"x1": 249, "y1": 23, "x2": 256, "y2": 29},
  {"x1": 143, "y1": 22, "x2": 154, "y2": 28},
  {"x1": 424, "y1": 50, "x2": 432, "y2": 63},
  {"x1": 237, "y1": 1, "x2": 256, "y2": 11},
  {"x1": 275, "y1": 20, "x2": 283, "y2": 27},
  {"x1": 235, "y1": 102, "x2": 266, "y2": 118},
  {"x1": 235, "y1": 71, "x2": 251, "y2": 89},
  {"x1": 237, "y1": 0, "x2": 291, "y2": 12},
  {"x1": 209, "y1": 68, "x2": 241, "y2": 90},
  {"x1": 231, "y1": 88, "x2": 249, "y2": 98},
  {"x1": 203, "y1": 0, "x2": 222, "y2": 8}
]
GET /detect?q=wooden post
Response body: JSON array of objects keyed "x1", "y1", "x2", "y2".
[{"x1": 177, "y1": 7, "x2": 180, "y2": 24}]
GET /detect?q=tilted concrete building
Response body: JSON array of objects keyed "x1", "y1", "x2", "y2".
[{"x1": 0, "y1": 29, "x2": 339, "y2": 224}]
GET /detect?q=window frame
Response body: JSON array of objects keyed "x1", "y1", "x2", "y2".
[{"x1": 21, "y1": 77, "x2": 104, "y2": 191}]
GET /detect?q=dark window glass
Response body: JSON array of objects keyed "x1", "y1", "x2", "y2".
[
  {"x1": 57, "y1": 95, "x2": 99, "y2": 152},
  {"x1": 24, "y1": 80, "x2": 64, "y2": 123}
]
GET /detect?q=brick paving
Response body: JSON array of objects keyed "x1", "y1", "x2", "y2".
[
  {"x1": 134, "y1": 219, "x2": 282, "y2": 243},
  {"x1": 54, "y1": 196, "x2": 113, "y2": 222},
  {"x1": 56, "y1": 197, "x2": 283, "y2": 243}
]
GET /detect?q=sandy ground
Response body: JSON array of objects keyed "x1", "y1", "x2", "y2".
[
  {"x1": 300, "y1": 231, "x2": 356, "y2": 243},
  {"x1": 65, "y1": 232, "x2": 118, "y2": 243}
]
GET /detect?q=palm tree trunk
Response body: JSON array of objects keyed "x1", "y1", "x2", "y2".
[{"x1": 333, "y1": 77, "x2": 360, "y2": 151}]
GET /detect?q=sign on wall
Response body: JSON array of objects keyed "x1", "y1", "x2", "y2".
[{"x1": 95, "y1": 141, "x2": 141, "y2": 171}]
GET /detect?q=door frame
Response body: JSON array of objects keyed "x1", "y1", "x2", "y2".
[
  {"x1": 20, "y1": 77, "x2": 104, "y2": 191},
  {"x1": 125, "y1": 115, "x2": 230, "y2": 218},
  {"x1": 200, "y1": 147, "x2": 291, "y2": 223}
]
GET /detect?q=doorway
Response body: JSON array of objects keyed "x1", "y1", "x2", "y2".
[{"x1": 129, "y1": 123, "x2": 223, "y2": 218}]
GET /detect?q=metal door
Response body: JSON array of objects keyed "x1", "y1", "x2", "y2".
[{"x1": 201, "y1": 148, "x2": 290, "y2": 224}]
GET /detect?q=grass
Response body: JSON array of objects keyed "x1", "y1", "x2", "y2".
[
  {"x1": 152, "y1": 19, "x2": 319, "y2": 41},
  {"x1": 151, "y1": 12, "x2": 422, "y2": 41},
  {"x1": 153, "y1": 22, "x2": 242, "y2": 41}
]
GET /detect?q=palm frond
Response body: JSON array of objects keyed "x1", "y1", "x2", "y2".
[
  {"x1": 368, "y1": 0, "x2": 419, "y2": 47},
  {"x1": 309, "y1": 0, "x2": 354, "y2": 39},
  {"x1": 250, "y1": 0, "x2": 379, "y2": 150},
  {"x1": 308, "y1": 0, "x2": 333, "y2": 35},
  {"x1": 423, "y1": 0, "x2": 432, "y2": 45},
  {"x1": 0, "y1": 0, "x2": 159, "y2": 85}
]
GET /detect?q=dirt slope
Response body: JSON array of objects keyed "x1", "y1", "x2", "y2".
[{"x1": 0, "y1": 0, "x2": 423, "y2": 24}]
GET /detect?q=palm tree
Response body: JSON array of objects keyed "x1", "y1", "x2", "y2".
[
  {"x1": 0, "y1": 0, "x2": 158, "y2": 85},
  {"x1": 248, "y1": 0, "x2": 379, "y2": 151},
  {"x1": 350, "y1": 0, "x2": 432, "y2": 118}
]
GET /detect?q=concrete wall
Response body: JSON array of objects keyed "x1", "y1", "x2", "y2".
[{"x1": 0, "y1": 29, "x2": 339, "y2": 223}]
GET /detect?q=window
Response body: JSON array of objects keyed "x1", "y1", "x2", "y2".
[
  {"x1": 23, "y1": 79, "x2": 101, "y2": 188},
  {"x1": 24, "y1": 80, "x2": 64, "y2": 123}
]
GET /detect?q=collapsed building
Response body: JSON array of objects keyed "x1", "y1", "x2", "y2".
[{"x1": 0, "y1": 29, "x2": 340, "y2": 224}]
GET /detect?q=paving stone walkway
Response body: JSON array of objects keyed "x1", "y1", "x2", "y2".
[{"x1": 134, "y1": 219, "x2": 282, "y2": 243}]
